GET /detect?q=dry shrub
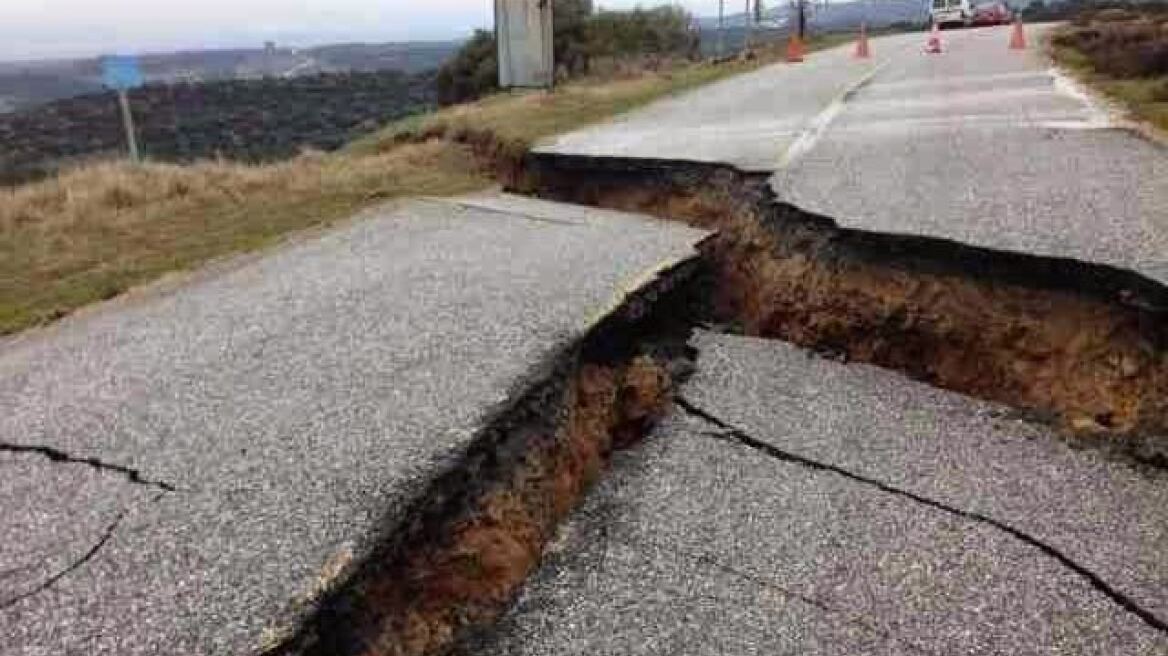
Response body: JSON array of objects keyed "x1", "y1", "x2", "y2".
[
  {"x1": 1055, "y1": 12, "x2": 1168, "y2": 78},
  {"x1": 586, "y1": 54, "x2": 688, "y2": 80},
  {"x1": 1093, "y1": 7, "x2": 1144, "y2": 23}
]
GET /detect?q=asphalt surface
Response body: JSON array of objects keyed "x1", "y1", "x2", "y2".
[
  {"x1": 470, "y1": 331, "x2": 1168, "y2": 655},
  {"x1": 0, "y1": 194, "x2": 707, "y2": 655},
  {"x1": 541, "y1": 24, "x2": 1168, "y2": 286},
  {"x1": 536, "y1": 32, "x2": 922, "y2": 172},
  {"x1": 778, "y1": 24, "x2": 1168, "y2": 285}
]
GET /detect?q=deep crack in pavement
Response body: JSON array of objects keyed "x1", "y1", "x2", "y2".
[
  {"x1": 674, "y1": 395, "x2": 1168, "y2": 637},
  {"x1": 0, "y1": 491, "x2": 168, "y2": 610},
  {"x1": 516, "y1": 151, "x2": 1168, "y2": 464},
  {"x1": 0, "y1": 443, "x2": 177, "y2": 492}
]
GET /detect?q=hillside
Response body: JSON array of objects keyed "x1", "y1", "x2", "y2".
[
  {"x1": 1051, "y1": 4, "x2": 1168, "y2": 130},
  {"x1": 695, "y1": 0, "x2": 927, "y2": 32},
  {"x1": 694, "y1": 0, "x2": 927, "y2": 54},
  {"x1": 0, "y1": 40, "x2": 460, "y2": 112},
  {"x1": 0, "y1": 69, "x2": 435, "y2": 184}
]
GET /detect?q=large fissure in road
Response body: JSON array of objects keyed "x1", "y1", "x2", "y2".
[
  {"x1": 270, "y1": 146, "x2": 1168, "y2": 656},
  {"x1": 514, "y1": 152, "x2": 1168, "y2": 468},
  {"x1": 265, "y1": 258, "x2": 708, "y2": 656}
]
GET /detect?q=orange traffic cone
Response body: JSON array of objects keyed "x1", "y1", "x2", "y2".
[
  {"x1": 925, "y1": 22, "x2": 942, "y2": 54},
  {"x1": 1009, "y1": 18, "x2": 1026, "y2": 50},
  {"x1": 855, "y1": 22, "x2": 871, "y2": 59},
  {"x1": 787, "y1": 34, "x2": 805, "y2": 63}
]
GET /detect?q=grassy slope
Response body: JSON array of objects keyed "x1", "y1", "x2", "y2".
[
  {"x1": 1053, "y1": 44, "x2": 1168, "y2": 130},
  {"x1": 1050, "y1": 20, "x2": 1168, "y2": 132},
  {"x1": 0, "y1": 36, "x2": 848, "y2": 336}
]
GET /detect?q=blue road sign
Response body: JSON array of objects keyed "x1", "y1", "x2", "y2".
[{"x1": 102, "y1": 56, "x2": 143, "y2": 91}]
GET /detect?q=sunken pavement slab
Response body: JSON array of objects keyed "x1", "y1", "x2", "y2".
[{"x1": 0, "y1": 193, "x2": 708, "y2": 655}]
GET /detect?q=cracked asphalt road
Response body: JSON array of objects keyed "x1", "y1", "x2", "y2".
[
  {"x1": 6, "y1": 24, "x2": 1168, "y2": 656},
  {"x1": 541, "y1": 24, "x2": 1168, "y2": 286},
  {"x1": 535, "y1": 32, "x2": 921, "y2": 172},
  {"x1": 469, "y1": 332, "x2": 1168, "y2": 655},
  {"x1": 0, "y1": 452, "x2": 158, "y2": 611},
  {"x1": 775, "y1": 24, "x2": 1168, "y2": 286},
  {"x1": 0, "y1": 194, "x2": 707, "y2": 655}
]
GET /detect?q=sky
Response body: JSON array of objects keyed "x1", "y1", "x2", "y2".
[{"x1": 0, "y1": 0, "x2": 728, "y2": 62}]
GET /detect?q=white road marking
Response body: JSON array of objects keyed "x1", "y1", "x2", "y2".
[
  {"x1": 1046, "y1": 67, "x2": 1113, "y2": 129},
  {"x1": 861, "y1": 70, "x2": 1049, "y2": 94},
  {"x1": 778, "y1": 60, "x2": 891, "y2": 169}
]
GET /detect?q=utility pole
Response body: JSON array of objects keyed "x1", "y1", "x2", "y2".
[
  {"x1": 718, "y1": 0, "x2": 725, "y2": 57},
  {"x1": 744, "y1": 0, "x2": 753, "y2": 52},
  {"x1": 798, "y1": 0, "x2": 807, "y2": 39}
]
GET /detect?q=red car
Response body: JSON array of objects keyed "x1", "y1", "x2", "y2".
[{"x1": 972, "y1": 2, "x2": 1013, "y2": 25}]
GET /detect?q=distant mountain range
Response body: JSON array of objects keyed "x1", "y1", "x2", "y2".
[
  {"x1": 1, "y1": 68, "x2": 436, "y2": 185},
  {"x1": 696, "y1": 0, "x2": 930, "y2": 33},
  {"x1": 0, "y1": 41, "x2": 461, "y2": 113},
  {"x1": 694, "y1": 0, "x2": 930, "y2": 55},
  {"x1": 0, "y1": 0, "x2": 1033, "y2": 114}
]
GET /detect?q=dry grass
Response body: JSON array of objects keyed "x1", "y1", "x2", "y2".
[
  {"x1": 0, "y1": 143, "x2": 483, "y2": 334},
  {"x1": 1051, "y1": 8, "x2": 1168, "y2": 132},
  {"x1": 0, "y1": 36, "x2": 852, "y2": 336}
]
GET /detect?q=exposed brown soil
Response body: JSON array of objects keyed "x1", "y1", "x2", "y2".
[
  {"x1": 352, "y1": 356, "x2": 669, "y2": 656},
  {"x1": 519, "y1": 154, "x2": 1168, "y2": 462},
  {"x1": 709, "y1": 219, "x2": 1168, "y2": 439}
]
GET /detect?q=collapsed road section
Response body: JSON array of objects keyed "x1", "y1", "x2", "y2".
[
  {"x1": 279, "y1": 150, "x2": 1168, "y2": 655},
  {"x1": 516, "y1": 152, "x2": 1168, "y2": 466},
  {"x1": 6, "y1": 148, "x2": 1168, "y2": 655},
  {"x1": 448, "y1": 149, "x2": 1168, "y2": 654}
]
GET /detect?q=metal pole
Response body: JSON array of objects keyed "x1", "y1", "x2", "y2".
[
  {"x1": 718, "y1": 0, "x2": 725, "y2": 57},
  {"x1": 744, "y1": 0, "x2": 753, "y2": 52},
  {"x1": 542, "y1": 0, "x2": 553, "y2": 91},
  {"x1": 117, "y1": 89, "x2": 141, "y2": 163}
]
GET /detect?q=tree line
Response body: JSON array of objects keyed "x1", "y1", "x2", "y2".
[{"x1": 436, "y1": 0, "x2": 699, "y2": 105}]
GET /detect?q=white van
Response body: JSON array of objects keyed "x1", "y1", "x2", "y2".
[{"x1": 931, "y1": 0, "x2": 974, "y2": 27}]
